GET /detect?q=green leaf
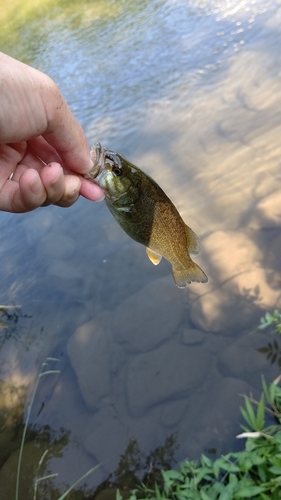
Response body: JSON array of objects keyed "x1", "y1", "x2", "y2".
[
  {"x1": 210, "y1": 482, "x2": 225, "y2": 497},
  {"x1": 193, "y1": 467, "x2": 214, "y2": 485},
  {"x1": 236, "y1": 454, "x2": 255, "y2": 472},
  {"x1": 200, "y1": 491, "x2": 212, "y2": 500},
  {"x1": 269, "y1": 465, "x2": 281, "y2": 475},
  {"x1": 240, "y1": 408, "x2": 251, "y2": 429},
  {"x1": 228, "y1": 473, "x2": 238, "y2": 485},
  {"x1": 154, "y1": 482, "x2": 160, "y2": 499},
  {"x1": 244, "y1": 396, "x2": 257, "y2": 428},
  {"x1": 128, "y1": 492, "x2": 138, "y2": 500},
  {"x1": 201, "y1": 454, "x2": 212, "y2": 467},
  {"x1": 116, "y1": 489, "x2": 123, "y2": 500},
  {"x1": 219, "y1": 462, "x2": 240, "y2": 473},
  {"x1": 265, "y1": 312, "x2": 274, "y2": 323},
  {"x1": 218, "y1": 482, "x2": 235, "y2": 500},
  {"x1": 258, "y1": 322, "x2": 269, "y2": 330},
  {"x1": 274, "y1": 432, "x2": 281, "y2": 444},
  {"x1": 240, "y1": 406, "x2": 254, "y2": 430},
  {"x1": 256, "y1": 393, "x2": 265, "y2": 430},
  {"x1": 212, "y1": 456, "x2": 240, "y2": 475},
  {"x1": 257, "y1": 465, "x2": 267, "y2": 483},
  {"x1": 261, "y1": 376, "x2": 271, "y2": 404},
  {"x1": 235, "y1": 485, "x2": 265, "y2": 497},
  {"x1": 269, "y1": 382, "x2": 277, "y2": 404},
  {"x1": 162, "y1": 470, "x2": 182, "y2": 481}
]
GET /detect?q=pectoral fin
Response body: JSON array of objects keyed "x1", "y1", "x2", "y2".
[{"x1": 146, "y1": 248, "x2": 162, "y2": 265}]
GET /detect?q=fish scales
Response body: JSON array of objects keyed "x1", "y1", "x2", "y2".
[{"x1": 88, "y1": 143, "x2": 208, "y2": 288}]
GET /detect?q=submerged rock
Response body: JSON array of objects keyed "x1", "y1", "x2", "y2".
[
  {"x1": 267, "y1": 233, "x2": 281, "y2": 270},
  {"x1": 82, "y1": 406, "x2": 128, "y2": 472},
  {"x1": 48, "y1": 259, "x2": 83, "y2": 282},
  {"x1": 180, "y1": 326, "x2": 206, "y2": 345},
  {"x1": 252, "y1": 189, "x2": 281, "y2": 228},
  {"x1": 160, "y1": 398, "x2": 189, "y2": 428},
  {"x1": 67, "y1": 313, "x2": 111, "y2": 409},
  {"x1": 37, "y1": 233, "x2": 76, "y2": 260},
  {"x1": 179, "y1": 377, "x2": 253, "y2": 459},
  {"x1": 198, "y1": 230, "x2": 263, "y2": 285},
  {"x1": 126, "y1": 341, "x2": 211, "y2": 417},
  {"x1": 217, "y1": 331, "x2": 279, "y2": 385},
  {"x1": 189, "y1": 230, "x2": 280, "y2": 333},
  {"x1": 112, "y1": 276, "x2": 186, "y2": 353},
  {"x1": 190, "y1": 268, "x2": 280, "y2": 334}
]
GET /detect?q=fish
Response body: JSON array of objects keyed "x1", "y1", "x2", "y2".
[{"x1": 87, "y1": 143, "x2": 208, "y2": 288}]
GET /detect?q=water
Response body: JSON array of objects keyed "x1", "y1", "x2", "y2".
[{"x1": 1, "y1": 0, "x2": 281, "y2": 497}]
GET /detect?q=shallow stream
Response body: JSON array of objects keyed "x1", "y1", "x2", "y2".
[{"x1": 1, "y1": 0, "x2": 281, "y2": 498}]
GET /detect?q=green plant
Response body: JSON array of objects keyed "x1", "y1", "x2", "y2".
[
  {"x1": 122, "y1": 312, "x2": 281, "y2": 500},
  {"x1": 258, "y1": 310, "x2": 281, "y2": 335},
  {"x1": 124, "y1": 376, "x2": 281, "y2": 500}
]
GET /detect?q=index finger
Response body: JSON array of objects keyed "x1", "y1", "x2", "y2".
[
  {"x1": 26, "y1": 136, "x2": 104, "y2": 202},
  {"x1": 41, "y1": 79, "x2": 94, "y2": 174}
]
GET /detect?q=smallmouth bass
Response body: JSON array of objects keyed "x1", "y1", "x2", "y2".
[{"x1": 88, "y1": 143, "x2": 208, "y2": 288}]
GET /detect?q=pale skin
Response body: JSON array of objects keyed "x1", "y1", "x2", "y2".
[{"x1": 0, "y1": 52, "x2": 104, "y2": 212}]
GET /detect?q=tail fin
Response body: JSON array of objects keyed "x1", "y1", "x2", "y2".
[{"x1": 172, "y1": 261, "x2": 208, "y2": 288}]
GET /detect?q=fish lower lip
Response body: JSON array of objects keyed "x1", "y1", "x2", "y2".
[
  {"x1": 88, "y1": 166, "x2": 100, "y2": 179},
  {"x1": 88, "y1": 142, "x2": 103, "y2": 180}
]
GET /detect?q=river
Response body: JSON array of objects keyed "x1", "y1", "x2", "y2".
[{"x1": 1, "y1": 0, "x2": 281, "y2": 498}]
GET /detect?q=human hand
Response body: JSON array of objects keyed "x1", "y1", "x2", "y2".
[{"x1": 0, "y1": 52, "x2": 104, "y2": 213}]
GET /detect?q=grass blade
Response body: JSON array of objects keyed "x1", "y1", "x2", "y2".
[
  {"x1": 57, "y1": 464, "x2": 100, "y2": 500},
  {"x1": 16, "y1": 358, "x2": 60, "y2": 500}
]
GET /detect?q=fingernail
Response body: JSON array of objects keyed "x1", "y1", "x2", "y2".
[
  {"x1": 90, "y1": 148, "x2": 96, "y2": 167},
  {"x1": 30, "y1": 175, "x2": 42, "y2": 195},
  {"x1": 95, "y1": 192, "x2": 105, "y2": 202},
  {"x1": 49, "y1": 167, "x2": 63, "y2": 186}
]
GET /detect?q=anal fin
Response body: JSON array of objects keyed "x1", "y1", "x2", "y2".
[{"x1": 146, "y1": 248, "x2": 162, "y2": 266}]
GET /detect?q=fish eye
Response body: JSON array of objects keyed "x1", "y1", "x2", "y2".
[
  {"x1": 112, "y1": 166, "x2": 123, "y2": 176},
  {"x1": 105, "y1": 153, "x2": 123, "y2": 176}
]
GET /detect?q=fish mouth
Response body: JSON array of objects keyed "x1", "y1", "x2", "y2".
[{"x1": 87, "y1": 142, "x2": 105, "y2": 180}]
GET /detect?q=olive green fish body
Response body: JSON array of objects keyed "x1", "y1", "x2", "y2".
[{"x1": 88, "y1": 143, "x2": 208, "y2": 287}]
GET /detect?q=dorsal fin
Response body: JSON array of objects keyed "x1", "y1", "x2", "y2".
[{"x1": 185, "y1": 224, "x2": 200, "y2": 254}]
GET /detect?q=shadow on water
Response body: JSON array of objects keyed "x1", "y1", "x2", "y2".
[
  {"x1": 257, "y1": 339, "x2": 281, "y2": 369},
  {"x1": 0, "y1": 306, "x2": 30, "y2": 347}
]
